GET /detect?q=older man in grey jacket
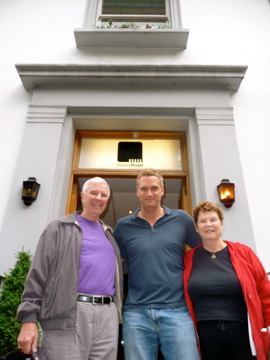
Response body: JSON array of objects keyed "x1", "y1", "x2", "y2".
[{"x1": 17, "y1": 177, "x2": 123, "y2": 360}]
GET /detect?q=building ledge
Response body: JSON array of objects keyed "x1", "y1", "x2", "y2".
[
  {"x1": 15, "y1": 64, "x2": 248, "y2": 92},
  {"x1": 74, "y1": 28, "x2": 189, "y2": 49}
]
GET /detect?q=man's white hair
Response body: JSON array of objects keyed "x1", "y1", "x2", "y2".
[{"x1": 82, "y1": 177, "x2": 110, "y2": 197}]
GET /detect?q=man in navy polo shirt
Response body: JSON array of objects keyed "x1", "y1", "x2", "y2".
[{"x1": 114, "y1": 169, "x2": 201, "y2": 360}]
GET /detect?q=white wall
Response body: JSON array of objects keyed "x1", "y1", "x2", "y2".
[
  {"x1": 0, "y1": 0, "x2": 269, "y2": 272},
  {"x1": 0, "y1": 0, "x2": 84, "y2": 230},
  {"x1": 181, "y1": 0, "x2": 270, "y2": 270}
]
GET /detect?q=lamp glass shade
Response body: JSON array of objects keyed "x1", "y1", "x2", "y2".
[
  {"x1": 217, "y1": 179, "x2": 235, "y2": 208},
  {"x1": 22, "y1": 177, "x2": 40, "y2": 206}
]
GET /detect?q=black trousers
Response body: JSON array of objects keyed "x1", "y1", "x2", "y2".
[{"x1": 197, "y1": 320, "x2": 256, "y2": 360}]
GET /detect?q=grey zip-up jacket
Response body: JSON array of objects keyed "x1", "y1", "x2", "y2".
[{"x1": 17, "y1": 212, "x2": 123, "y2": 329}]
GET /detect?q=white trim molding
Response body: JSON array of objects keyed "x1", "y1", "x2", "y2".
[
  {"x1": 27, "y1": 106, "x2": 67, "y2": 124},
  {"x1": 15, "y1": 64, "x2": 248, "y2": 92},
  {"x1": 74, "y1": 28, "x2": 189, "y2": 49},
  {"x1": 195, "y1": 107, "x2": 235, "y2": 126}
]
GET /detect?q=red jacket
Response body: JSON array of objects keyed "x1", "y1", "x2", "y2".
[{"x1": 184, "y1": 240, "x2": 270, "y2": 360}]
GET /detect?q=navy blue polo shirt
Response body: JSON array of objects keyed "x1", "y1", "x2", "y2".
[{"x1": 114, "y1": 207, "x2": 202, "y2": 309}]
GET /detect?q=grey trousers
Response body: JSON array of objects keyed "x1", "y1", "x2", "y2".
[{"x1": 41, "y1": 301, "x2": 119, "y2": 360}]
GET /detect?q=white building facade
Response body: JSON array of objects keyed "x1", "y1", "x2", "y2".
[{"x1": 0, "y1": 0, "x2": 269, "y2": 276}]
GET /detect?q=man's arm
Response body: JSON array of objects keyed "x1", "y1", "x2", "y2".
[
  {"x1": 17, "y1": 220, "x2": 59, "y2": 353},
  {"x1": 184, "y1": 212, "x2": 202, "y2": 248},
  {"x1": 17, "y1": 221, "x2": 58, "y2": 322},
  {"x1": 114, "y1": 220, "x2": 127, "y2": 260}
]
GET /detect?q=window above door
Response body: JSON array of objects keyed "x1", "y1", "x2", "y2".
[
  {"x1": 99, "y1": 0, "x2": 168, "y2": 28},
  {"x1": 74, "y1": 0, "x2": 189, "y2": 48},
  {"x1": 73, "y1": 130, "x2": 188, "y2": 174},
  {"x1": 78, "y1": 138, "x2": 183, "y2": 171}
]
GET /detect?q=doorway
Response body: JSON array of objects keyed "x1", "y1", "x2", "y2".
[{"x1": 66, "y1": 130, "x2": 192, "y2": 359}]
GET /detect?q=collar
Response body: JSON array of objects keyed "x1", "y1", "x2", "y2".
[
  {"x1": 59, "y1": 211, "x2": 112, "y2": 233},
  {"x1": 131, "y1": 206, "x2": 171, "y2": 220}
]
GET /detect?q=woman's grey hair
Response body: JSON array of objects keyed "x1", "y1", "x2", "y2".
[{"x1": 82, "y1": 177, "x2": 110, "y2": 197}]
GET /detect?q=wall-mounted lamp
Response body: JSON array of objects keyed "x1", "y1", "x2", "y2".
[
  {"x1": 217, "y1": 179, "x2": 235, "y2": 208},
  {"x1": 22, "y1": 177, "x2": 41, "y2": 206}
]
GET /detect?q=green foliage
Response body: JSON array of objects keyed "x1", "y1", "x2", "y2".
[
  {"x1": 120, "y1": 23, "x2": 140, "y2": 28},
  {"x1": 0, "y1": 250, "x2": 32, "y2": 357},
  {"x1": 97, "y1": 21, "x2": 168, "y2": 29}
]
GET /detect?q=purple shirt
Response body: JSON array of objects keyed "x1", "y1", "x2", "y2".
[{"x1": 77, "y1": 214, "x2": 116, "y2": 296}]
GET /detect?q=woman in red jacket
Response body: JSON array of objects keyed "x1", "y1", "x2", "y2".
[{"x1": 184, "y1": 201, "x2": 270, "y2": 360}]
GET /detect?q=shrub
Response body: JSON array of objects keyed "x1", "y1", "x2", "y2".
[{"x1": 0, "y1": 250, "x2": 32, "y2": 357}]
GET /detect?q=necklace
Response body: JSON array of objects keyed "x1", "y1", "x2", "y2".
[{"x1": 203, "y1": 243, "x2": 227, "y2": 259}]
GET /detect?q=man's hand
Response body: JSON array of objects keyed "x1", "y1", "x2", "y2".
[{"x1": 17, "y1": 322, "x2": 38, "y2": 354}]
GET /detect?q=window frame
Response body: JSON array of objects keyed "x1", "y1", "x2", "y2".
[{"x1": 74, "y1": 0, "x2": 188, "y2": 48}]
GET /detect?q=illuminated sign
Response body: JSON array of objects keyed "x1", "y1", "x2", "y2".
[{"x1": 78, "y1": 139, "x2": 182, "y2": 170}]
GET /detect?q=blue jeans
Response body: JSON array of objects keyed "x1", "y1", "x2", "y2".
[{"x1": 122, "y1": 307, "x2": 200, "y2": 360}]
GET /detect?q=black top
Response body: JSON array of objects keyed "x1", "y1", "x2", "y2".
[{"x1": 188, "y1": 246, "x2": 247, "y2": 322}]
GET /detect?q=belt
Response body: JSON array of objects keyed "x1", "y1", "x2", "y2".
[{"x1": 77, "y1": 295, "x2": 114, "y2": 304}]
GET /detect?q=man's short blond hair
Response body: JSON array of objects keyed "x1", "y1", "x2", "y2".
[{"x1": 136, "y1": 168, "x2": 164, "y2": 187}]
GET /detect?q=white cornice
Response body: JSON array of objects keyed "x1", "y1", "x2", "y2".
[{"x1": 15, "y1": 64, "x2": 248, "y2": 92}]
